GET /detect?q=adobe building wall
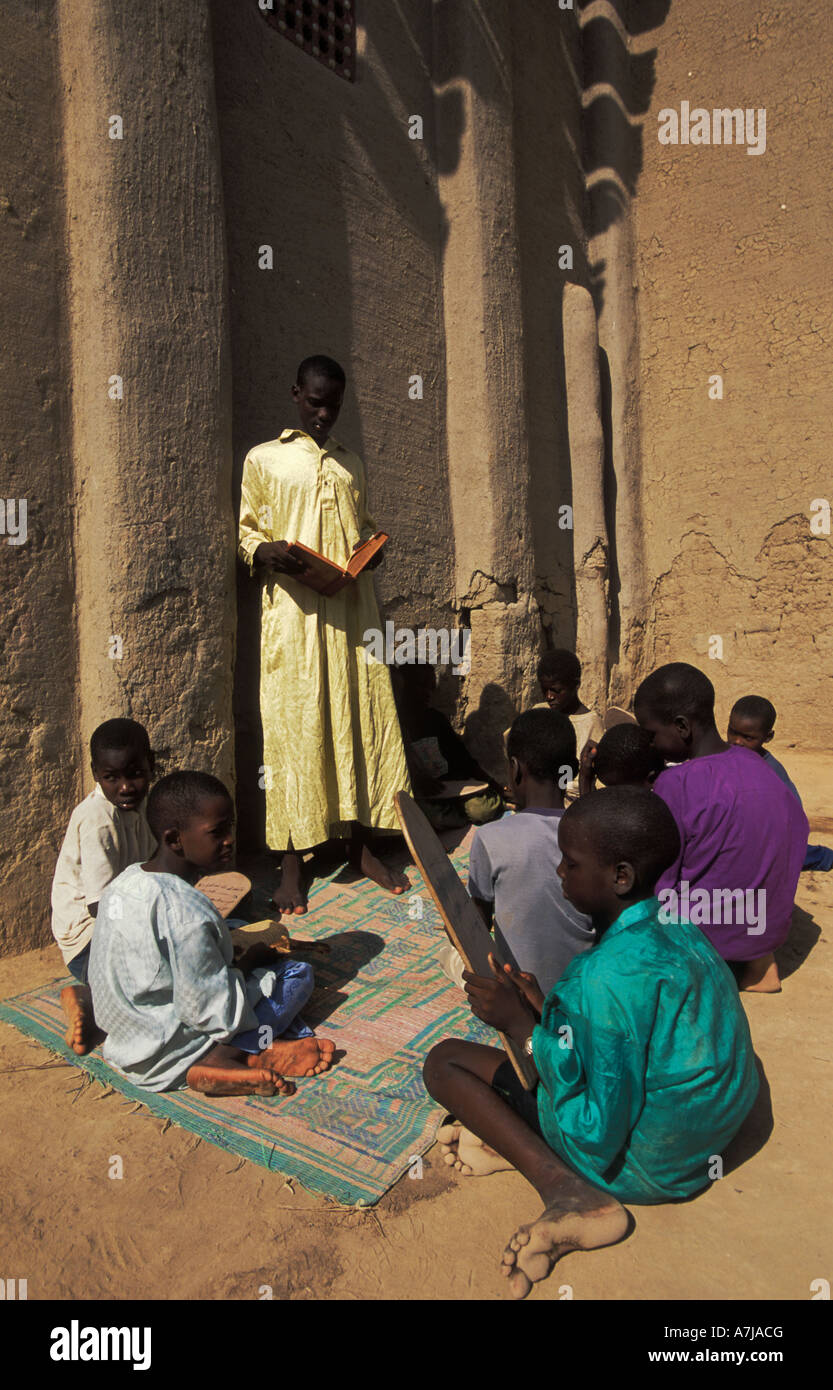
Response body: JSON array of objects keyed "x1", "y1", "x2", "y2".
[
  {"x1": 1, "y1": 0, "x2": 235, "y2": 953},
  {"x1": 0, "y1": 1, "x2": 78, "y2": 956},
  {"x1": 1, "y1": 0, "x2": 830, "y2": 954},
  {"x1": 632, "y1": 0, "x2": 833, "y2": 738}
]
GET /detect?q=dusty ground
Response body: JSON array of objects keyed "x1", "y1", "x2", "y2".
[{"x1": 1, "y1": 746, "x2": 830, "y2": 1302}]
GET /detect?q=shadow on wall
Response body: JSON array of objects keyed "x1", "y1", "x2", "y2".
[
  {"x1": 214, "y1": 0, "x2": 474, "y2": 850},
  {"x1": 514, "y1": 1, "x2": 672, "y2": 692},
  {"x1": 463, "y1": 680, "x2": 517, "y2": 786},
  {"x1": 597, "y1": 345, "x2": 621, "y2": 674},
  {"x1": 578, "y1": 0, "x2": 672, "y2": 315}
]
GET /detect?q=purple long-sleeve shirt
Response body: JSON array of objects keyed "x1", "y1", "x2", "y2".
[{"x1": 654, "y1": 745, "x2": 808, "y2": 961}]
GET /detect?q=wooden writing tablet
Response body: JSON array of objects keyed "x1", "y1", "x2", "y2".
[
  {"x1": 603, "y1": 706, "x2": 637, "y2": 730},
  {"x1": 394, "y1": 791, "x2": 538, "y2": 1090}
]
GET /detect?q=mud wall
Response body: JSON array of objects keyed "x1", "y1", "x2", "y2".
[
  {"x1": 1, "y1": 0, "x2": 830, "y2": 953},
  {"x1": 633, "y1": 0, "x2": 833, "y2": 738},
  {"x1": 0, "y1": 0, "x2": 77, "y2": 955},
  {"x1": 1, "y1": 0, "x2": 235, "y2": 952}
]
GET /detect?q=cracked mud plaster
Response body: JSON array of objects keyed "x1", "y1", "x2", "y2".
[
  {"x1": 649, "y1": 519, "x2": 831, "y2": 740},
  {"x1": 459, "y1": 570, "x2": 519, "y2": 609}
]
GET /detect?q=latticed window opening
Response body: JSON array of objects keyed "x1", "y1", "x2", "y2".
[{"x1": 257, "y1": 1, "x2": 356, "y2": 83}]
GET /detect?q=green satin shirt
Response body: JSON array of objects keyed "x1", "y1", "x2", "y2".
[{"x1": 532, "y1": 896, "x2": 759, "y2": 1203}]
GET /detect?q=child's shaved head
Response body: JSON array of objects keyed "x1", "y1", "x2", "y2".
[
  {"x1": 730, "y1": 695, "x2": 776, "y2": 733},
  {"x1": 561, "y1": 786, "x2": 680, "y2": 893},
  {"x1": 594, "y1": 724, "x2": 665, "y2": 787},
  {"x1": 727, "y1": 694, "x2": 777, "y2": 755},
  {"x1": 537, "y1": 648, "x2": 581, "y2": 689},
  {"x1": 146, "y1": 771, "x2": 231, "y2": 841},
  {"x1": 507, "y1": 708, "x2": 577, "y2": 783},
  {"x1": 634, "y1": 662, "x2": 715, "y2": 725},
  {"x1": 90, "y1": 718, "x2": 151, "y2": 766},
  {"x1": 295, "y1": 354, "x2": 346, "y2": 388}
]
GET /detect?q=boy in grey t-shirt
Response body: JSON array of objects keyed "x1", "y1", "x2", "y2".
[{"x1": 439, "y1": 709, "x2": 594, "y2": 994}]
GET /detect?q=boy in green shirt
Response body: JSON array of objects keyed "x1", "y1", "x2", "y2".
[{"x1": 423, "y1": 786, "x2": 759, "y2": 1299}]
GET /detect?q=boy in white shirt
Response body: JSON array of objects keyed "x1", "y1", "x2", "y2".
[
  {"x1": 52, "y1": 718, "x2": 155, "y2": 1055},
  {"x1": 504, "y1": 650, "x2": 604, "y2": 804}
]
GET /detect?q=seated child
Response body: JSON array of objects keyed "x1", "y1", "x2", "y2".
[
  {"x1": 578, "y1": 721, "x2": 665, "y2": 795},
  {"x1": 52, "y1": 718, "x2": 156, "y2": 1057},
  {"x1": 393, "y1": 662, "x2": 504, "y2": 831},
  {"x1": 88, "y1": 771, "x2": 336, "y2": 1096},
  {"x1": 439, "y1": 709, "x2": 594, "y2": 995},
  {"x1": 635, "y1": 664, "x2": 809, "y2": 993},
  {"x1": 423, "y1": 787, "x2": 759, "y2": 1300},
  {"x1": 727, "y1": 695, "x2": 832, "y2": 873},
  {"x1": 505, "y1": 649, "x2": 603, "y2": 803}
]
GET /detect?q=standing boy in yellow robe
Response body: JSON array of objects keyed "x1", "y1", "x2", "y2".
[{"x1": 238, "y1": 355, "x2": 411, "y2": 912}]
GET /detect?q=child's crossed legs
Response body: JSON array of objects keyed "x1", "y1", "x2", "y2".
[
  {"x1": 424, "y1": 1039, "x2": 629, "y2": 1299},
  {"x1": 188, "y1": 957, "x2": 335, "y2": 1097}
]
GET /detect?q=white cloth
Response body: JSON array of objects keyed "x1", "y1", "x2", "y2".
[
  {"x1": 88, "y1": 864, "x2": 257, "y2": 1092},
  {"x1": 50, "y1": 784, "x2": 156, "y2": 965}
]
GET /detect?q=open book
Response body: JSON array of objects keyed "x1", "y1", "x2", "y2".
[{"x1": 285, "y1": 532, "x2": 388, "y2": 596}]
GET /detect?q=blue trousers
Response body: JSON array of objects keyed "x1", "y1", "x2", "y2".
[
  {"x1": 803, "y1": 843, "x2": 833, "y2": 872},
  {"x1": 232, "y1": 957, "x2": 315, "y2": 1054},
  {"x1": 67, "y1": 942, "x2": 91, "y2": 983}
]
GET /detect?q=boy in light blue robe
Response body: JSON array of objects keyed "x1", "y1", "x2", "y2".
[{"x1": 89, "y1": 772, "x2": 337, "y2": 1095}]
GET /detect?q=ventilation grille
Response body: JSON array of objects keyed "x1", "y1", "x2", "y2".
[{"x1": 257, "y1": 1, "x2": 356, "y2": 83}]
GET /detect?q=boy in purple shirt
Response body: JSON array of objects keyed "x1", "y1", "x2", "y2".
[{"x1": 634, "y1": 664, "x2": 808, "y2": 994}]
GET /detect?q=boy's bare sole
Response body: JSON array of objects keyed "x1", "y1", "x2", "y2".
[
  {"x1": 60, "y1": 985, "x2": 106, "y2": 1056},
  {"x1": 437, "y1": 1121, "x2": 514, "y2": 1176},
  {"x1": 502, "y1": 1196, "x2": 629, "y2": 1299},
  {"x1": 186, "y1": 1063, "x2": 296, "y2": 1097},
  {"x1": 258, "y1": 1036, "x2": 337, "y2": 1076}
]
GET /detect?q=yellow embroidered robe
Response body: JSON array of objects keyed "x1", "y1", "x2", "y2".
[{"x1": 238, "y1": 428, "x2": 410, "y2": 849}]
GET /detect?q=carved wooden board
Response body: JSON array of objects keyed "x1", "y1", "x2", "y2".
[{"x1": 394, "y1": 791, "x2": 538, "y2": 1090}]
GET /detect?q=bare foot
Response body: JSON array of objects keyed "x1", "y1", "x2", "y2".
[
  {"x1": 186, "y1": 1062, "x2": 296, "y2": 1097},
  {"x1": 256, "y1": 1036, "x2": 337, "y2": 1077},
  {"x1": 60, "y1": 985, "x2": 106, "y2": 1056},
  {"x1": 437, "y1": 1122, "x2": 514, "y2": 1176},
  {"x1": 501, "y1": 1188, "x2": 629, "y2": 1299},
  {"x1": 739, "y1": 952, "x2": 782, "y2": 993},
  {"x1": 358, "y1": 843, "x2": 410, "y2": 895},
  {"x1": 274, "y1": 851, "x2": 308, "y2": 915}
]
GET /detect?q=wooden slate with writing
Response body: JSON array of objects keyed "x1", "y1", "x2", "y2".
[
  {"x1": 394, "y1": 791, "x2": 538, "y2": 1090},
  {"x1": 193, "y1": 872, "x2": 252, "y2": 919}
]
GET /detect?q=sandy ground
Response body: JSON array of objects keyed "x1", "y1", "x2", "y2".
[{"x1": 1, "y1": 746, "x2": 831, "y2": 1303}]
